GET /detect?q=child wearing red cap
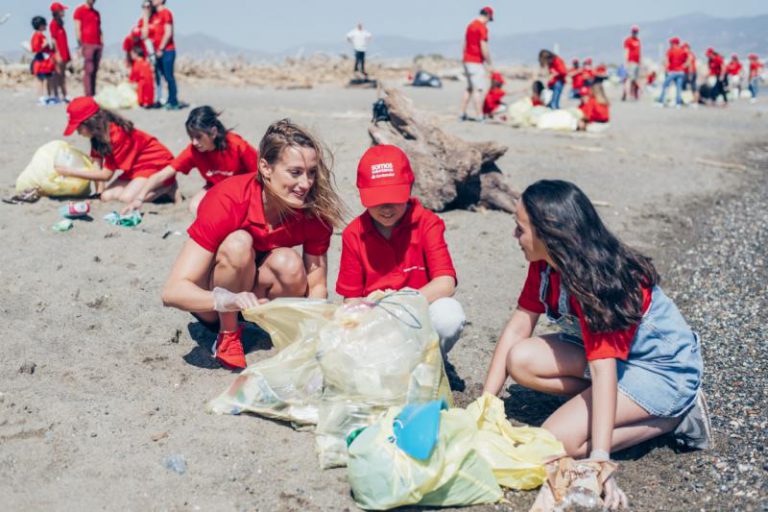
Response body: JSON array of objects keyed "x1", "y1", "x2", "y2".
[
  {"x1": 128, "y1": 46, "x2": 155, "y2": 108},
  {"x1": 162, "y1": 120, "x2": 346, "y2": 370},
  {"x1": 336, "y1": 145, "x2": 465, "y2": 355},
  {"x1": 531, "y1": 80, "x2": 545, "y2": 106},
  {"x1": 622, "y1": 25, "x2": 641, "y2": 101},
  {"x1": 126, "y1": 106, "x2": 259, "y2": 215},
  {"x1": 578, "y1": 83, "x2": 610, "y2": 130},
  {"x1": 539, "y1": 49, "x2": 568, "y2": 109},
  {"x1": 49, "y1": 3, "x2": 71, "y2": 104},
  {"x1": 55, "y1": 96, "x2": 178, "y2": 204},
  {"x1": 748, "y1": 54, "x2": 763, "y2": 102},
  {"x1": 482, "y1": 71, "x2": 507, "y2": 119},
  {"x1": 657, "y1": 37, "x2": 687, "y2": 107},
  {"x1": 30, "y1": 16, "x2": 56, "y2": 105}
]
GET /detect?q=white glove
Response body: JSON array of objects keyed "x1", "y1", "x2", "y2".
[
  {"x1": 212, "y1": 287, "x2": 259, "y2": 312},
  {"x1": 602, "y1": 474, "x2": 629, "y2": 510}
]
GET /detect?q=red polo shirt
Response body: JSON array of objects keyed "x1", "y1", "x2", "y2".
[
  {"x1": 188, "y1": 174, "x2": 332, "y2": 255},
  {"x1": 483, "y1": 87, "x2": 505, "y2": 115},
  {"x1": 171, "y1": 132, "x2": 259, "y2": 187},
  {"x1": 91, "y1": 123, "x2": 174, "y2": 182},
  {"x1": 50, "y1": 19, "x2": 71, "y2": 63},
  {"x1": 463, "y1": 19, "x2": 488, "y2": 64},
  {"x1": 336, "y1": 199, "x2": 457, "y2": 298},
  {"x1": 548, "y1": 56, "x2": 568, "y2": 87},
  {"x1": 129, "y1": 58, "x2": 155, "y2": 107},
  {"x1": 623, "y1": 36, "x2": 641, "y2": 64},
  {"x1": 579, "y1": 97, "x2": 610, "y2": 123},
  {"x1": 517, "y1": 261, "x2": 651, "y2": 361},
  {"x1": 667, "y1": 46, "x2": 687, "y2": 72},
  {"x1": 750, "y1": 60, "x2": 764, "y2": 79},
  {"x1": 726, "y1": 61, "x2": 742, "y2": 76},
  {"x1": 149, "y1": 9, "x2": 175, "y2": 52},
  {"x1": 73, "y1": 4, "x2": 102, "y2": 45}
]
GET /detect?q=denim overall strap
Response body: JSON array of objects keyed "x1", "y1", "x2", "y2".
[{"x1": 539, "y1": 265, "x2": 553, "y2": 319}]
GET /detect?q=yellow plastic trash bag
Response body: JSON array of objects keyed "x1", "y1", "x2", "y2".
[
  {"x1": 347, "y1": 406, "x2": 504, "y2": 510},
  {"x1": 467, "y1": 393, "x2": 565, "y2": 490},
  {"x1": 94, "y1": 82, "x2": 138, "y2": 110},
  {"x1": 16, "y1": 140, "x2": 92, "y2": 196},
  {"x1": 242, "y1": 297, "x2": 336, "y2": 351}
]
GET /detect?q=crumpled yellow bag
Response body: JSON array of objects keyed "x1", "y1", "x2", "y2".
[
  {"x1": 94, "y1": 82, "x2": 138, "y2": 110},
  {"x1": 242, "y1": 297, "x2": 336, "y2": 351},
  {"x1": 16, "y1": 140, "x2": 91, "y2": 196},
  {"x1": 467, "y1": 393, "x2": 565, "y2": 490}
]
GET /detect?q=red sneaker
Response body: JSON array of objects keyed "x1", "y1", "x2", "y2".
[{"x1": 212, "y1": 326, "x2": 246, "y2": 370}]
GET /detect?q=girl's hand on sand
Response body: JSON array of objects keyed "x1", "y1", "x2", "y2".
[
  {"x1": 120, "y1": 199, "x2": 142, "y2": 216},
  {"x1": 212, "y1": 287, "x2": 259, "y2": 312},
  {"x1": 602, "y1": 475, "x2": 628, "y2": 510}
]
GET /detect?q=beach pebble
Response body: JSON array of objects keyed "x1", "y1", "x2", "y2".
[{"x1": 18, "y1": 361, "x2": 36, "y2": 374}]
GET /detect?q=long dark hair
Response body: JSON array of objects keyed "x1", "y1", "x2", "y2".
[
  {"x1": 538, "y1": 49, "x2": 555, "y2": 68},
  {"x1": 522, "y1": 180, "x2": 658, "y2": 332},
  {"x1": 81, "y1": 109, "x2": 134, "y2": 157},
  {"x1": 185, "y1": 106, "x2": 229, "y2": 151}
]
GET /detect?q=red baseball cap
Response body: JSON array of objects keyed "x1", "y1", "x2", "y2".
[
  {"x1": 584, "y1": 58, "x2": 593, "y2": 65},
  {"x1": 491, "y1": 71, "x2": 505, "y2": 83},
  {"x1": 63, "y1": 96, "x2": 100, "y2": 136},
  {"x1": 631, "y1": 25, "x2": 639, "y2": 33},
  {"x1": 706, "y1": 47, "x2": 715, "y2": 56},
  {"x1": 481, "y1": 6, "x2": 494, "y2": 20},
  {"x1": 356, "y1": 145, "x2": 415, "y2": 207},
  {"x1": 748, "y1": 53, "x2": 758, "y2": 60},
  {"x1": 669, "y1": 37, "x2": 680, "y2": 45},
  {"x1": 50, "y1": 2, "x2": 68, "y2": 11},
  {"x1": 731, "y1": 54, "x2": 738, "y2": 59}
]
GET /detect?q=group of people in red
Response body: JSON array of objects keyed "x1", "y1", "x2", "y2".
[{"x1": 29, "y1": 0, "x2": 183, "y2": 110}]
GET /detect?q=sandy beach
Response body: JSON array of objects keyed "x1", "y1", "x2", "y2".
[{"x1": 1, "y1": 78, "x2": 766, "y2": 511}]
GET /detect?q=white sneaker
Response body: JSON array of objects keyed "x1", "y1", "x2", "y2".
[{"x1": 674, "y1": 389, "x2": 714, "y2": 450}]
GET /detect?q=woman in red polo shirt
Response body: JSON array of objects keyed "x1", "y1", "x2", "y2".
[
  {"x1": 538, "y1": 49, "x2": 568, "y2": 109},
  {"x1": 143, "y1": 0, "x2": 180, "y2": 109},
  {"x1": 125, "y1": 106, "x2": 259, "y2": 215},
  {"x1": 483, "y1": 180, "x2": 709, "y2": 509},
  {"x1": 55, "y1": 96, "x2": 178, "y2": 204},
  {"x1": 49, "y1": 2, "x2": 71, "y2": 103},
  {"x1": 162, "y1": 119, "x2": 346, "y2": 370},
  {"x1": 73, "y1": 0, "x2": 102, "y2": 97}
]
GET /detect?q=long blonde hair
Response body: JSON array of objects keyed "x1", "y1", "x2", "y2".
[
  {"x1": 592, "y1": 83, "x2": 609, "y2": 105},
  {"x1": 257, "y1": 119, "x2": 346, "y2": 228}
]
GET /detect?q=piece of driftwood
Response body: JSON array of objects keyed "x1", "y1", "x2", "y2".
[{"x1": 368, "y1": 88, "x2": 518, "y2": 213}]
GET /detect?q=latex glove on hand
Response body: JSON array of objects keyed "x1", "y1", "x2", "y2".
[
  {"x1": 212, "y1": 287, "x2": 260, "y2": 312},
  {"x1": 602, "y1": 474, "x2": 629, "y2": 510}
]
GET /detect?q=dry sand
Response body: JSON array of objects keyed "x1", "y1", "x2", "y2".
[{"x1": 1, "y1": 78, "x2": 766, "y2": 511}]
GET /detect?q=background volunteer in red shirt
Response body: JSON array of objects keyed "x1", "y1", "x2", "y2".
[
  {"x1": 73, "y1": 0, "x2": 102, "y2": 97},
  {"x1": 336, "y1": 145, "x2": 465, "y2": 355},
  {"x1": 56, "y1": 96, "x2": 178, "y2": 205},
  {"x1": 682, "y1": 42, "x2": 698, "y2": 100},
  {"x1": 577, "y1": 83, "x2": 610, "y2": 130},
  {"x1": 49, "y1": 2, "x2": 71, "y2": 103},
  {"x1": 161, "y1": 120, "x2": 346, "y2": 370},
  {"x1": 568, "y1": 59, "x2": 584, "y2": 99},
  {"x1": 538, "y1": 49, "x2": 567, "y2": 109},
  {"x1": 30, "y1": 16, "x2": 55, "y2": 106},
  {"x1": 622, "y1": 25, "x2": 641, "y2": 101},
  {"x1": 483, "y1": 179, "x2": 708, "y2": 509},
  {"x1": 123, "y1": 26, "x2": 148, "y2": 69},
  {"x1": 482, "y1": 71, "x2": 506, "y2": 118},
  {"x1": 128, "y1": 106, "x2": 259, "y2": 215},
  {"x1": 706, "y1": 48, "x2": 728, "y2": 105},
  {"x1": 128, "y1": 46, "x2": 155, "y2": 108},
  {"x1": 725, "y1": 54, "x2": 743, "y2": 97},
  {"x1": 142, "y1": 0, "x2": 181, "y2": 109},
  {"x1": 747, "y1": 54, "x2": 763, "y2": 101},
  {"x1": 459, "y1": 6, "x2": 494, "y2": 122},
  {"x1": 658, "y1": 37, "x2": 687, "y2": 107}
]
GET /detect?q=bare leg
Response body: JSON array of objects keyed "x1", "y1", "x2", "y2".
[
  {"x1": 254, "y1": 248, "x2": 308, "y2": 299},
  {"x1": 460, "y1": 88, "x2": 472, "y2": 116},
  {"x1": 507, "y1": 334, "x2": 591, "y2": 396},
  {"x1": 472, "y1": 90, "x2": 484, "y2": 118},
  {"x1": 187, "y1": 188, "x2": 208, "y2": 215},
  {"x1": 100, "y1": 179, "x2": 130, "y2": 202},
  {"x1": 210, "y1": 230, "x2": 257, "y2": 332}
]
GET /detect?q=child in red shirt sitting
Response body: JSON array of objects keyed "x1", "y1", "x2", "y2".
[
  {"x1": 30, "y1": 16, "x2": 55, "y2": 105},
  {"x1": 482, "y1": 71, "x2": 507, "y2": 119},
  {"x1": 336, "y1": 145, "x2": 465, "y2": 355},
  {"x1": 128, "y1": 46, "x2": 155, "y2": 108},
  {"x1": 531, "y1": 80, "x2": 545, "y2": 106},
  {"x1": 578, "y1": 83, "x2": 610, "y2": 130}
]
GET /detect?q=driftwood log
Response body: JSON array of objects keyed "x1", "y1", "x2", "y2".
[{"x1": 368, "y1": 88, "x2": 519, "y2": 213}]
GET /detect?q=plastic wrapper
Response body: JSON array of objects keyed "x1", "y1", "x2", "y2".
[
  {"x1": 94, "y1": 82, "x2": 139, "y2": 110},
  {"x1": 16, "y1": 140, "x2": 92, "y2": 196}
]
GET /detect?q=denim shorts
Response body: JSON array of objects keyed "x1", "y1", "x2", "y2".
[{"x1": 558, "y1": 287, "x2": 703, "y2": 418}]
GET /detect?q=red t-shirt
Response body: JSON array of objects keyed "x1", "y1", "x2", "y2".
[
  {"x1": 666, "y1": 47, "x2": 687, "y2": 72},
  {"x1": 571, "y1": 69, "x2": 585, "y2": 89},
  {"x1": 30, "y1": 32, "x2": 54, "y2": 75},
  {"x1": 532, "y1": 95, "x2": 544, "y2": 107},
  {"x1": 581, "y1": 68, "x2": 595, "y2": 83},
  {"x1": 188, "y1": 174, "x2": 332, "y2": 256},
  {"x1": 579, "y1": 97, "x2": 610, "y2": 123},
  {"x1": 463, "y1": 19, "x2": 488, "y2": 64},
  {"x1": 726, "y1": 61, "x2": 742, "y2": 76},
  {"x1": 623, "y1": 36, "x2": 641, "y2": 64},
  {"x1": 684, "y1": 49, "x2": 696, "y2": 73},
  {"x1": 336, "y1": 198, "x2": 457, "y2": 298},
  {"x1": 171, "y1": 132, "x2": 259, "y2": 187},
  {"x1": 750, "y1": 61, "x2": 764, "y2": 79},
  {"x1": 149, "y1": 9, "x2": 175, "y2": 52},
  {"x1": 91, "y1": 123, "x2": 173, "y2": 182},
  {"x1": 548, "y1": 56, "x2": 568, "y2": 87},
  {"x1": 123, "y1": 26, "x2": 149, "y2": 56},
  {"x1": 517, "y1": 261, "x2": 651, "y2": 361},
  {"x1": 482, "y1": 87, "x2": 506, "y2": 115},
  {"x1": 709, "y1": 55, "x2": 724, "y2": 76},
  {"x1": 73, "y1": 4, "x2": 102, "y2": 45},
  {"x1": 49, "y1": 19, "x2": 71, "y2": 63},
  {"x1": 129, "y1": 58, "x2": 155, "y2": 107}
]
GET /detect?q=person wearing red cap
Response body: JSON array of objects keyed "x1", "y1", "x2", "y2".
[
  {"x1": 460, "y1": 6, "x2": 494, "y2": 121},
  {"x1": 162, "y1": 120, "x2": 346, "y2": 370},
  {"x1": 725, "y1": 54, "x2": 743, "y2": 98},
  {"x1": 706, "y1": 49, "x2": 727, "y2": 105},
  {"x1": 336, "y1": 145, "x2": 464, "y2": 355},
  {"x1": 123, "y1": 26, "x2": 149, "y2": 69},
  {"x1": 658, "y1": 37, "x2": 687, "y2": 107},
  {"x1": 681, "y1": 43, "x2": 698, "y2": 102},
  {"x1": 29, "y1": 16, "x2": 56, "y2": 105},
  {"x1": 581, "y1": 58, "x2": 595, "y2": 86},
  {"x1": 72, "y1": 0, "x2": 102, "y2": 97},
  {"x1": 49, "y1": 2, "x2": 71, "y2": 103},
  {"x1": 56, "y1": 96, "x2": 177, "y2": 205},
  {"x1": 748, "y1": 54, "x2": 763, "y2": 102},
  {"x1": 568, "y1": 59, "x2": 586, "y2": 99},
  {"x1": 128, "y1": 46, "x2": 155, "y2": 108},
  {"x1": 577, "y1": 83, "x2": 610, "y2": 131},
  {"x1": 622, "y1": 25, "x2": 641, "y2": 101},
  {"x1": 482, "y1": 71, "x2": 507, "y2": 119},
  {"x1": 142, "y1": 0, "x2": 181, "y2": 109}
]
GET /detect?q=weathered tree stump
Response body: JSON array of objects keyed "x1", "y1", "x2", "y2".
[{"x1": 368, "y1": 88, "x2": 519, "y2": 213}]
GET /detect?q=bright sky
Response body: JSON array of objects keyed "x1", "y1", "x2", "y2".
[{"x1": 1, "y1": 0, "x2": 766, "y2": 52}]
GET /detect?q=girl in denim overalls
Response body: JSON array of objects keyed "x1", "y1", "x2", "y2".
[{"x1": 484, "y1": 180, "x2": 711, "y2": 510}]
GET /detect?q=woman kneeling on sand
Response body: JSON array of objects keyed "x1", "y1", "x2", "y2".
[
  {"x1": 162, "y1": 119, "x2": 345, "y2": 370},
  {"x1": 484, "y1": 180, "x2": 711, "y2": 509},
  {"x1": 57, "y1": 96, "x2": 178, "y2": 204}
]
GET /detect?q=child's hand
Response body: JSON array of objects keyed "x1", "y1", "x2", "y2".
[
  {"x1": 120, "y1": 199, "x2": 143, "y2": 216},
  {"x1": 54, "y1": 164, "x2": 73, "y2": 177}
]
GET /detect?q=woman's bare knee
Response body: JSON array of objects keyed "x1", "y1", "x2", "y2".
[
  {"x1": 216, "y1": 231, "x2": 255, "y2": 269},
  {"x1": 507, "y1": 341, "x2": 537, "y2": 385},
  {"x1": 267, "y1": 248, "x2": 307, "y2": 294}
]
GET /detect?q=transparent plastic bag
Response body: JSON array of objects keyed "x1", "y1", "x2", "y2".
[
  {"x1": 16, "y1": 140, "x2": 92, "y2": 196},
  {"x1": 243, "y1": 298, "x2": 336, "y2": 351},
  {"x1": 94, "y1": 82, "x2": 138, "y2": 110}
]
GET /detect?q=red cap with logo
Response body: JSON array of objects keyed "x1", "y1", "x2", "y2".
[
  {"x1": 481, "y1": 6, "x2": 494, "y2": 21},
  {"x1": 63, "y1": 96, "x2": 100, "y2": 136},
  {"x1": 50, "y1": 2, "x2": 68, "y2": 11},
  {"x1": 356, "y1": 145, "x2": 415, "y2": 207}
]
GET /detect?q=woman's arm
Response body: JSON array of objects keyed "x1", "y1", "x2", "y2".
[
  {"x1": 157, "y1": 22, "x2": 172, "y2": 53},
  {"x1": 483, "y1": 308, "x2": 539, "y2": 395},
  {"x1": 121, "y1": 165, "x2": 176, "y2": 213},
  {"x1": 55, "y1": 162, "x2": 114, "y2": 182},
  {"x1": 588, "y1": 357, "x2": 618, "y2": 455},
  {"x1": 303, "y1": 253, "x2": 328, "y2": 299},
  {"x1": 162, "y1": 239, "x2": 219, "y2": 312},
  {"x1": 419, "y1": 275, "x2": 456, "y2": 303}
]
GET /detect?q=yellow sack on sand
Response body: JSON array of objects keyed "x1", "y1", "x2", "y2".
[
  {"x1": 95, "y1": 82, "x2": 138, "y2": 110},
  {"x1": 242, "y1": 298, "x2": 336, "y2": 351},
  {"x1": 467, "y1": 393, "x2": 565, "y2": 490},
  {"x1": 16, "y1": 140, "x2": 91, "y2": 196}
]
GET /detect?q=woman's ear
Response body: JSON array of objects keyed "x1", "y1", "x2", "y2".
[{"x1": 259, "y1": 158, "x2": 272, "y2": 181}]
